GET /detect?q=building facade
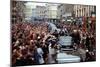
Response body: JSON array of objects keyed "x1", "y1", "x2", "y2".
[
  {"x1": 35, "y1": 6, "x2": 46, "y2": 19},
  {"x1": 31, "y1": 6, "x2": 46, "y2": 21},
  {"x1": 45, "y1": 4, "x2": 58, "y2": 22},
  {"x1": 12, "y1": 1, "x2": 26, "y2": 23},
  {"x1": 24, "y1": 2, "x2": 36, "y2": 21},
  {"x1": 31, "y1": 4, "x2": 58, "y2": 22},
  {"x1": 57, "y1": 4, "x2": 74, "y2": 19},
  {"x1": 74, "y1": 5, "x2": 95, "y2": 17}
]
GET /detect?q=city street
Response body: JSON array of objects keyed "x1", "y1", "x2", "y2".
[{"x1": 12, "y1": 1, "x2": 96, "y2": 66}]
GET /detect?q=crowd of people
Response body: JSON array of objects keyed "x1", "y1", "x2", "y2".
[
  {"x1": 55, "y1": 20, "x2": 96, "y2": 61},
  {"x1": 12, "y1": 22, "x2": 59, "y2": 66},
  {"x1": 12, "y1": 19, "x2": 96, "y2": 66}
]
